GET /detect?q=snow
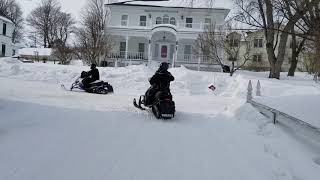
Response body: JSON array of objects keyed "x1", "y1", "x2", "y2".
[
  {"x1": 18, "y1": 48, "x2": 52, "y2": 56},
  {"x1": 255, "y1": 95, "x2": 320, "y2": 129},
  {"x1": 110, "y1": 0, "x2": 231, "y2": 9},
  {"x1": 0, "y1": 57, "x2": 320, "y2": 180},
  {"x1": 0, "y1": 15, "x2": 13, "y2": 23}
]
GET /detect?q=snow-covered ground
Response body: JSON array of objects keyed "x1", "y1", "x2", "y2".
[{"x1": 0, "y1": 58, "x2": 320, "y2": 180}]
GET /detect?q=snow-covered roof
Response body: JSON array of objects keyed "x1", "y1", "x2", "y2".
[
  {"x1": 107, "y1": 0, "x2": 229, "y2": 10},
  {"x1": 0, "y1": 15, "x2": 13, "y2": 24},
  {"x1": 18, "y1": 48, "x2": 52, "y2": 56}
]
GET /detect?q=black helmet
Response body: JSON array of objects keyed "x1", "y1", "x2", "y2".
[
  {"x1": 159, "y1": 62, "x2": 169, "y2": 71},
  {"x1": 90, "y1": 63, "x2": 97, "y2": 69}
]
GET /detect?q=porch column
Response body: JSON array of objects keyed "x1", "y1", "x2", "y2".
[
  {"x1": 148, "y1": 38, "x2": 152, "y2": 66},
  {"x1": 198, "y1": 47, "x2": 201, "y2": 71},
  {"x1": 125, "y1": 35, "x2": 129, "y2": 64},
  {"x1": 173, "y1": 40, "x2": 179, "y2": 68}
]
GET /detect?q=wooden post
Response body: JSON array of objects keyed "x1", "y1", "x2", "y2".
[
  {"x1": 247, "y1": 80, "x2": 253, "y2": 103},
  {"x1": 256, "y1": 80, "x2": 261, "y2": 96},
  {"x1": 272, "y1": 112, "x2": 277, "y2": 124}
]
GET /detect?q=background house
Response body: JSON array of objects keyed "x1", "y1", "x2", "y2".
[
  {"x1": 224, "y1": 30, "x2": 305, "y2": 72},
  {"x1": 0, "y1": 15, "x2": 14, "y2": 57}
]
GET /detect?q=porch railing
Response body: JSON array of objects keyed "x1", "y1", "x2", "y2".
[
  {"x1": 108, "y1": 51, "x2": 216, "y2": 65},
  {"x1": 108, "y1": 51, "x2": 148, "y2": 60}
]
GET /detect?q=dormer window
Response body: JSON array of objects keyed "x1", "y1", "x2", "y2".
[
  {"x1": 163, "y1": 15, "x2": 169, "y2": 24},
  {"x1": 121, "y1": 15, "x2": 128, "y2": 26},
  {"x1": 170, "y1": 17, "x2": 176, "y2": 25},
  {"x1": 156, "y1": 17, "x2": 162, "y2": 24}
]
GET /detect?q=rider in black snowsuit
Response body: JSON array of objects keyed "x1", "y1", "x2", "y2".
[
  {"x1": 82, "y1": 64, "x2": 100, "y2": 89},
  {"x1": 144, "y1": 62, "x2": 174, "y2": 106}
]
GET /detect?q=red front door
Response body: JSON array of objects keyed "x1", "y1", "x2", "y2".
[{"x1": 161, "y1": 45, "x2": 168, "y2": 58}]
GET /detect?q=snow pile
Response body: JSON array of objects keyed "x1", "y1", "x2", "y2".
[{"x1": 69, "y1": 59, "x2": 85, "y2": 66}]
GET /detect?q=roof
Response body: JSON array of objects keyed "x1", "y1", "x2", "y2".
[
  {"x1": 18, "y1": 48, "x2": 52, "y2": 56},
  {"x1": 107, "y1": 0, "x2": 230, "y2": 11},
  {"x1": 0, "y1": 15, "x2": 13, "y2": 24}
]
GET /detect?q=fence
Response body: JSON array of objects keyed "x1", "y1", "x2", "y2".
[{"x1": 247, "y1": 80, "x2": 320, "y2": 137}]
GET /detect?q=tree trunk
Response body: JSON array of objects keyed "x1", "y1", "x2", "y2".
[
  {"x1": 288, "y1": 56, "x2": 298, "y2": 76},
  {"x1": 230, "y1": 62, "x2": 235, "y2": 76}
]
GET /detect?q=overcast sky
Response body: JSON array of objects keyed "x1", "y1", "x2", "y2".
[{"x1": 18, "y1": 0, "x2": 233, "y2": 20}]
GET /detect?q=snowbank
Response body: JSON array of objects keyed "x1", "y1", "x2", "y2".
[{"x1": 256, "y1": 95, "x2": 320, "y2": 129}]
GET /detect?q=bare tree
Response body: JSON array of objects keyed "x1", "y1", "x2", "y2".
[
  {"x1": 194, "y1": 23, "x2": 251, "y2": 76},
  {"x1": 287, "y1": 27, "x2": 306, "y2": 76},
  {"x1": 52, "y1": 42, "x2": 74, "y2": 64},
  {"x1": 0, "y1": 0, "x2": 24, "y2": 43},
  {"x1": 225, "y1": 31, "x2": 251, "y2": 76},
  {"x1": 26, "y1": 0, "x2": 62, "y2": 48},
  {"x1": 75, "y1": 0, "x2": 113, "y2": 66},
  {"x1": 234, "y1": 0, "x2": 311, "y2": 79},
  {"x1": 194, "y1": 24, "x2": 225, "y2": 69},
  {"x1": 299, "y1": 1, "x2": 320, "y2": 78}
]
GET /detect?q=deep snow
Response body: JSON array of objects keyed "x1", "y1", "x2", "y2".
[{"x1": 0, "y1": 58, "x2": 320, "y2": 180}]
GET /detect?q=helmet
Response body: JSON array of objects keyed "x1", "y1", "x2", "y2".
[
  {"x1": 90, "y1": 63, "x2": 97, "y2": 69},
  {"x1": 159, "y1": 62, "x2": 169, "y2": 71}
]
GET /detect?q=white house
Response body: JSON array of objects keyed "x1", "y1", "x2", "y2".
[
  {"x1": 105, "y1": 0, "x2": 230, "y2": 70},
  {"x1": 0, "y1": 15, "x2": 14, "y2": 57}
]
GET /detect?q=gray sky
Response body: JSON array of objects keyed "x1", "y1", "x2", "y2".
[{"x1": 18, "y1": 0, "x2": 233, "y2": 20}]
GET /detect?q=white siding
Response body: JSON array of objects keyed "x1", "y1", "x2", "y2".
[{"x1": 0, "y1": 17, "x2": 14, "y2": 57}]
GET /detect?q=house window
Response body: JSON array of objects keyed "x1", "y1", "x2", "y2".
[
  {"x1": 163, "y1": 15, "x2": 169, "y2": 24},
  {"x1": 121, "y1": 15, "x2": 128, "y2": 26},
  {"x1": 253, "y1": 54, "x2": 262, "y2": 62},
  {"x1": 170, "y1": 17, "x2": 176, "y2": 25},
  {"x1": 1, "y1": 44, "x2": 6, "y2": 57},
  {"x1": 2, "y1": 23, "x2": 7, "y2": 36},
  {"x1": 3, "y1": 23, "x2": 7, "y2": 36},
  {"x1": 120, "y1": 42, "x2": 126, "y2": 58},
  {"x1": 229, "y1": 38, "x2": 239, "y2": 47},
  {"x1": 186, "y1": 17, "x2": 193, "y2": 28},
  {"x1": 138, "y1": 43, "x2": 145, "y2": 53},
  {"x1": 140, "y1": 15, "x2": 147, "y2": 26},
  {"x1": 253, "y1": 39, "x2": 263, "y2": 48},
  {"x1": 204, "y1": 18, "x2": 211, "y2": 28},
  {"x1": 156, "y1": 17, "x2": 162, "y2": 24},
  {"x1": 184, "y1": 45, "x2": 192, "y2": 60}
]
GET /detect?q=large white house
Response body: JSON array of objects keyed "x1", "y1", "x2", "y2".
[
  {"x1": 105, "y1": 0, "x2": 230, "y2": 70},
  {"x1": 0, "y1": 16, "x2": 14, "y2": 57}
]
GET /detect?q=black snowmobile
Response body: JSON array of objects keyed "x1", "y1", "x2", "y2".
[
  {"x1": 69, "y1": 71, "x2": 114, "y2": 94},
  {"x1": 133, "y1": 90, "x2": 175, "y2": 119},
  {"x1": 133, "y1": 62, "x2": 175, "y2": 119}
]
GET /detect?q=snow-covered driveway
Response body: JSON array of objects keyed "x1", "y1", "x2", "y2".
[{"x1": 1, "y1": 98, "x2": 319, "y2": 180}]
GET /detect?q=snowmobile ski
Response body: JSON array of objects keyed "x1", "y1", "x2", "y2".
[{"x1": 133, "y1": 98, "x2": 146, "y2": 110}]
